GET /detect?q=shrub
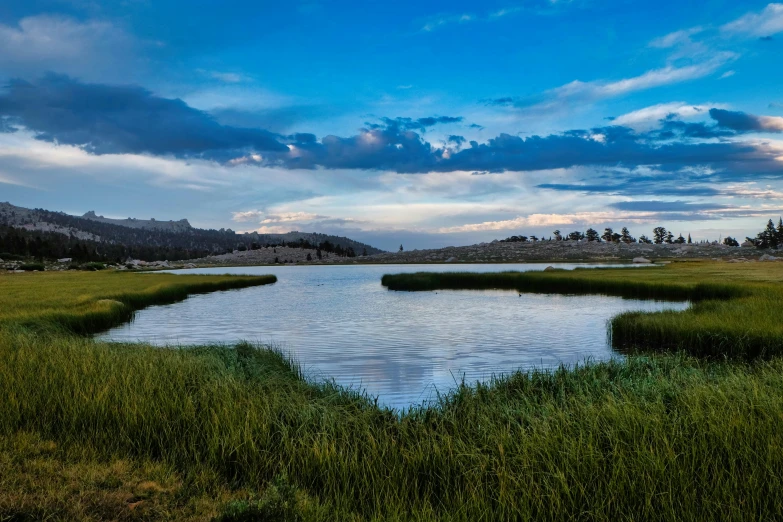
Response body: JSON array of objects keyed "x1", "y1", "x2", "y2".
[
  {"x1": 79, "y1": 262, "x2": 106, "y2": 271},
  {"x1": 18, "y1": 263, "x2": 45, "y2": 271}
]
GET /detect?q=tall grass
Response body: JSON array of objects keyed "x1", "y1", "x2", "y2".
[
  {"x1": 382, "y1": 262, "x2": 783, "y2": 359},
  {"x1": 2, "y1": 329, "x2": 783, "y2": 520},
  {"x1": 3, "y1": 264, "x2": 783, "y2": 519}
]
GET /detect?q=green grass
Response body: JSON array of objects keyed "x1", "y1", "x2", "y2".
[
  {"x1": 0, "y1": 270, "x2": 276, "y2": 334},
  {"x1": 3, "y1": 330, "x2": 783, "y2": 520},
  {"x1": 382, "y1": 262, "x2": 783, "y2": 359},
  {"x1": 3, "y1": 264, "x2": 783, "y2": 520}
]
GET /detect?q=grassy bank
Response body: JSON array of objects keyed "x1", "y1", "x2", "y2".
[
  {"x1": 0, "y1": 270, "x2": 276, "y2": 334},
  {"x1": 382, "y1": 262, "x2": 783, "y2": 359},
  {"x1": 3, "y1": 265, "x2": 783, "y2": 519},
  {"x1": 4, "y1": 329, "x2": 783, "y2": 520}
]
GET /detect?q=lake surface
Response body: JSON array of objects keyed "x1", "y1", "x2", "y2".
[{"x1": 99, "y1": 263, "x2": 688, "y2": 410}]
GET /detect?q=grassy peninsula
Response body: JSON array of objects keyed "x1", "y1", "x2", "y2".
[
  {"x1": 383, "y1": 262, "x2": 783, "y2": 358},
  {"x1": 2, "y1": 264, "x2": 783, "y2": 520}
]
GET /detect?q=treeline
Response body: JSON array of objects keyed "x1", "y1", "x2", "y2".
[
  {"x1": 746, "y1": 218, "x2": 783, "y2": 249},
  {"x1": 238, "y1": 238, "x2": 364, "y2": 258},
  {"x1": 0, "y1": 225, "x2": 213, "y2": 263},
  {"x1": 0, "y1": 226, "x2": 369, "y2": 263},
  {"x1": 500, "y1": 218, "x2": 783, "y2": 249},
  {"x1": 501, "y1": 226, "x2": 694, "y2": 245}
]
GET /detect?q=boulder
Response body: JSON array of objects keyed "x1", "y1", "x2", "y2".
[{"x1": 632, "y1": 257, "x2": 651, "y2": 264}]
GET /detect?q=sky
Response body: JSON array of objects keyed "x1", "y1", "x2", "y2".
[{"x1": 1, "y1": 1, "x2": 783, "y2": 250}]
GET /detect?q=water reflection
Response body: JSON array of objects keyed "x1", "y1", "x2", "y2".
[{"x1": 99, "y1": 263, "x2": 688, "y2": 409}]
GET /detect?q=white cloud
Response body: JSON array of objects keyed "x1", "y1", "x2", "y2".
[
  {"x1": 757, "y1": 115, "x2": 783, "y2": 132},
  {"x1": 721, "y1": 183, "x2": 783, "y2": 200},
  {"x1": 436, "y1": 212, "x2": 630, "y2": 233},
  {"x1": 521, "y1": 54, "x2": 735, "y2": 115},
  {"x1": 612, "y1": 102, "x2": 723, "y2": 128},
  {"x1": 584, "y1": 55, "x2": 734, "y2": 98},
  {"x1": 489, "y1": 7, "x2": 522, "y2": 19},
  {"x1": 232, "y1": 210, "x2": 266, "y2": 222},
  {"x1": 420, "y1": 13, "x2": 475, "y2": 32},
  {"x1": 196, "y1": 69, "x2": 246, "y2": 83},
  {"x1": 0, "y1": 15, "x2": 137, "y2": 80},
  {"x1": 260, "y1": 212, "x2": 325, "y2": 224},
  {"x1": 722, "y1": 3, "x2": 783, "y2": 37},
  {"x1": 649, "y1": 27, "x2": 704, "y2": 48}
]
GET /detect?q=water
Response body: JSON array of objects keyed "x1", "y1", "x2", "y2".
[{"x1": 99, "y1": 263, "x2": 688, "y2": 410}]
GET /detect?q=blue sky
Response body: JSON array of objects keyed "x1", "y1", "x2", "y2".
[{"x1": 1, "y1": 0, "x2": 783, "y2": 250}]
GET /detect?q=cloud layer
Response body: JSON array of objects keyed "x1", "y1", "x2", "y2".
[{"x1": 1, "y1": 75, "x2": 782, "y2": 189}]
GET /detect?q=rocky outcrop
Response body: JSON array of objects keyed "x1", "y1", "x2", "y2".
[{"x1": 82, "y1": 211, "x2": 192, "y2": 233}]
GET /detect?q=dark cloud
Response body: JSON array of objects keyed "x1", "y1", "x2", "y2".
[
  {"x1": 536, "y1": 182, "x2": 723, "y2": 198},
  {"x1": 482, "y1": 97, "x2": 516, "y2": 106},
  {"x1": 610, "y1": 200, "x2": 727, "y2": 212},
  {"x1": 0, "y1": 74, "x2": 288, "y2": 160},
  {"x1": 709, "y1": 108, "x2": 782, "y2": 133},
  {"x1": 2, "y1": 75, "x2": 783, "y2": 183},
  {"x1": 652, "y1": 119, "x2": 734, "y2": 140},
  {"x1": 378, "y1": 115, "x2": 463, "y2": 132}
]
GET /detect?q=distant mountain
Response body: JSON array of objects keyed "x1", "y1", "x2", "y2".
[
  {"x1": 0, "y1": 202, "x2": 385, "y2": 262},
  {"x1": 82, "y1": 211, "x2": 193, "y2": 233}
]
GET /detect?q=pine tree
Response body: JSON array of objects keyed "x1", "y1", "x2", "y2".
[{"x1": 653, "y1": 227, "x2": 667, "y2": 244}]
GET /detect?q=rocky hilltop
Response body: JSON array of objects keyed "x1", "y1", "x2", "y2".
[
  {"x1": 189, "y1": 237, "x2": 782, "y2": 266},
  {"x1": 361, "y1": 239, "x2": 777, "y2": 264},
  {"x1": 82, "y1": 211, "x2": 192, "y2": 233}
]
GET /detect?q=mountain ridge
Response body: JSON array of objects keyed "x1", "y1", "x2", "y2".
[{"x1": 0, "y1": 202, "x2": 385, "y2": 262}]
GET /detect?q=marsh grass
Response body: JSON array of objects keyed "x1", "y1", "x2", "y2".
[
  {"x1": 3, "y1": 265, "x2": 783, "y2": 519},
  {"x1": 382, "y1": 262, "x2": 783, "y2": 358},
  {"x1": 3, "y1": 329, "x2": 783, "y2": 520}
]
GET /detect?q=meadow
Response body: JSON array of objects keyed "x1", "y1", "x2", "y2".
[{"x1": 1, "y1": 263, "x2": 783, "y2": 520}]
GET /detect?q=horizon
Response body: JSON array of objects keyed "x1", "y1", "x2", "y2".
[{"x1": 2, "y1": 1, "x2": 783, "y2": 251}]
